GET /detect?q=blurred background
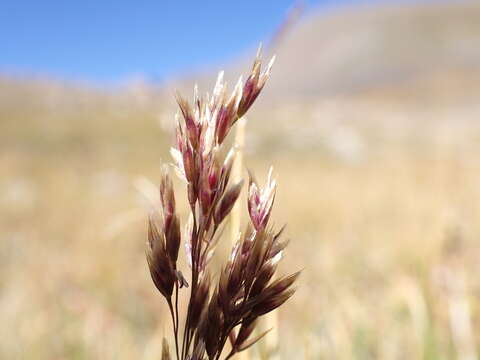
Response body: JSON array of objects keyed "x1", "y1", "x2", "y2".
[{"x1": 2, "y1": 0, "x2": 480, "y2": 358}]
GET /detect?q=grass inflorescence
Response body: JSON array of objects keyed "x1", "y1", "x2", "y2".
[{"x1": 146, "y1": 50, "x2": 299, "y2": 360}]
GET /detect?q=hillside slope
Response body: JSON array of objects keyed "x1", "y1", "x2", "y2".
[{"x1": 257, "y1": 1, "x2": 480, "y2": 101}]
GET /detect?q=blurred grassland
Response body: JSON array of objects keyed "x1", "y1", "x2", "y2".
[
  {"x1": 3, "y1": 2, "x2": 480, "y2": 358},
  {"x1": 2, "y1": 73, "x2": 480, "y2": 360}
]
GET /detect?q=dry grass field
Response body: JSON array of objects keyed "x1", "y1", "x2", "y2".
[{"x1": 2, "y1": 2, "x2": 480, "y2": 359}]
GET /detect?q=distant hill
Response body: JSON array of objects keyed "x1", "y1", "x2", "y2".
[{"x1": 235, "y1": 0, "x2": 480, "y2": 103}]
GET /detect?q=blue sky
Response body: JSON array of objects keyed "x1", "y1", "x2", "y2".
[{"x1": 0, "y1": 0, "x2": 392, "y2": 83}]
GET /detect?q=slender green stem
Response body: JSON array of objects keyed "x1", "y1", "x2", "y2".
[
  {"x1": 224, "y1": 350, "x2": 236, "y2": 360},
  {"x1": 167, "y1": 298, "x2": 180, "y2": 360},
  {"x1": 174, "y1": 283, "x2": 180, "y2": 360},
  {"x1": 182, "y1": 207, "x2": 198, "y2": 359}
]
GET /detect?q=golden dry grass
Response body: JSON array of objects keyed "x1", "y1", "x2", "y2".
[{"x1": 2, "y1": 75, "x2": 480, "y2": 359}]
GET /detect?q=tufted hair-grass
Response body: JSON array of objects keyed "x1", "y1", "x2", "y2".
[{"x1": 145, "y1": 48, "x2": 299, "y2": 360}]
